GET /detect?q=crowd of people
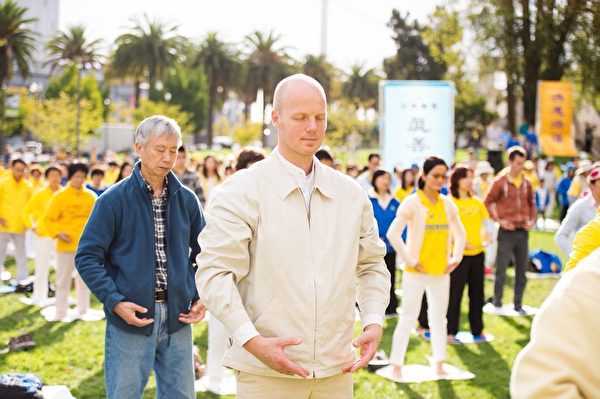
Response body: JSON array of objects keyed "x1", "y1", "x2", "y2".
[{"x1": 0, "y1": 73, "x2": 598, "y2": 398}]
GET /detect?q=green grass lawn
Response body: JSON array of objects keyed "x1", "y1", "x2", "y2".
[{"x1": 0, "y1": 230, "x2": 562, "y2": 398}]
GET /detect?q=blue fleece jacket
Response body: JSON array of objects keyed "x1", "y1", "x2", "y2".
[{"x1": 75, "y1": 163, "x2": 205, "y2": 335}]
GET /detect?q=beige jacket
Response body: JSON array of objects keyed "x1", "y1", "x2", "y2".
[
  {"x1": 196, "y1": 153, "x2": 390, "y2": 378},
  {"x1": 510, "y1": 247, "x2": 600, "y2": 398},
  {"x1": 387, "y1": 192, "x2": 466, "y2": 269}
]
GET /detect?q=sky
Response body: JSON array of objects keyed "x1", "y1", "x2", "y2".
[{"x1": 59, "y1": 0, "x2": 443, "y2": 72}]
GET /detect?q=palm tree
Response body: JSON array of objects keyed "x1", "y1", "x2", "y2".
[
  {"x1": 194, "y1": 32, "x2": 238, "y2": 146},
  {"x1": 244, "y1": 30, "x2": 296, "y2": 146},
  {"x1": 46, "y1": 25, "x2": 103, "y2": 154},
  {"x1": 0, "y1": 0, "x2": 37, "y2": 153},
  {"x1": 342, "y1": 64, "x2": 380, "y2": 109},
  {"x1": 302, "y1": 54, "x2": 338, "y2": 101},
  {"x1": 110, "y1": 14, "x2": 183, "y2": 108}
]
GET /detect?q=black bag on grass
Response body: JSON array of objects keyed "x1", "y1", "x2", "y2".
[{"x1": 0, "y1": 373, "x2": 43, "y2": 398}]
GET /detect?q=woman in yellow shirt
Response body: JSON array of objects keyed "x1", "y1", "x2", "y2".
[
  {"x1": 448, "y1": 165, "x2": 492, "y2": 342},
  {"x1": 22, "y1": 165, "x2": 63, "y2": 305},
  {"x1": 43, "y1": 163, "x2": 97, "y2": 321},
  {"x1": 387, "y1": 156, "x2": 466, "y2": 378},
  {"x1": 394, "y1": 168, "x2": 416, "y2": 202}
]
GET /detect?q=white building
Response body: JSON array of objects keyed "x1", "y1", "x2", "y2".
[{"x1": 11, "y1": 0, "x2": 60, "y2": 89}]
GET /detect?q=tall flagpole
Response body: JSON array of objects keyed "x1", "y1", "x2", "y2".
[{"x1": 321, "y1": 0, "x2": 328, "y2": 56}]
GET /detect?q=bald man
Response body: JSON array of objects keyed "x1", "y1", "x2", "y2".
[{"x1": 196, "y1": 74, "x2": 390, "y2": 398}]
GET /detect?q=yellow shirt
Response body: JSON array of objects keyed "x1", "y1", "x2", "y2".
[
  {"x1": 568, "y1": 177, "x2": 583, "y2": 199},
  {"x1": 104, "y1": 169, "x2": 119, "y2": 185},
  {"x1": 0, "y1": 174, "x2": 32, "y2": 234},
  {"x1": 394, "y1": 187, "x2": 411, "y2": 202},
  {"x1": 42, "y1": 184, "x2": 97, "y2": 253},
  {"x1": 28, "y1": 177, "x2": 44, "y2": 193},
  {"x1": 510, "y1": 173, "x2": 523, "y2": 189},
  {"x1": 523, "y1": 170, "x2": 539, "y2": 190},
  {"x1": 452, "y1": 195, "x2": 489, "y2": 256},
  {"x1": 22, "y1": 185, "x2": 58, "y2": 237},
  {"x1": 565, "y1": 215, "x2": 600, "y2": 271},
  {"x1": 410, "y1": 190, "x2": 449, "y2": 275}
]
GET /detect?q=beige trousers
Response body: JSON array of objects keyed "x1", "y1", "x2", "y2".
[
  {"x1": 236, "y1": 371, "x2": 353, "y2": 399},
  {"x1": 55, "y1": 252, "x2": 89, "y2": 319}
]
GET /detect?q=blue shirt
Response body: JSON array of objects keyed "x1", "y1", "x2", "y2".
[
  {"x1": 557, "y1": 176, "x2": 573, "y2": 206},
  {"x1": 85, "y1": 183, "x2": 107, "y2": 197},
  {"x1": 370, "y1": 195, "x2": 400, "y2": 253}
]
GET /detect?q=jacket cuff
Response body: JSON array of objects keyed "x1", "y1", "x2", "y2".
[
  {"x1": 221, "y1": 307, "x2": 254, "y2": 339},
  {"x1": 362, "y1": 313, "x2": 384, "y2": 328},
  {"x1": 232, "y1": 321, "x2": 260, "y2": 347},
  {"x1": 105, "y1": 293, "x2": 126, "y2": 316},
  {"x1": 359, "y1": 300, "x2": 387, "y2": 320}
]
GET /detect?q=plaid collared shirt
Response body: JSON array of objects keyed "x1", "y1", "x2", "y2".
[{"x1": 142, "y1": 175, "x2": 169, "y2": 291}]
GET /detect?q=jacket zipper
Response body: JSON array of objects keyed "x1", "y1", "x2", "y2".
[{"x1": 305, "y1": 187, "x2": 318, "y2": 378}]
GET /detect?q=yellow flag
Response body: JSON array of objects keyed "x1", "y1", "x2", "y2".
[{"x1": 537, "y1": 81, "x2": 577, "y2": 156}]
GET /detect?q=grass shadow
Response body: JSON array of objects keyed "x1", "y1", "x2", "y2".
[{"x1": 453, "y1": 342, "x2": 511, "y2": 398}]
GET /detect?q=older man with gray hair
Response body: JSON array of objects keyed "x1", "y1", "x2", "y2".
[{"x1": 76, "y1": 115, "x2": 206, "y2": 398}]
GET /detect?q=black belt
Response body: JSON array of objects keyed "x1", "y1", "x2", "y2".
[{"x1": 155, "y1": 290, "x2": 168, "y2": 302}]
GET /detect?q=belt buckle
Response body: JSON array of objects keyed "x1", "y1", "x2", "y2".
[{"x1": 155, "y1": 290, "x2": 167, "y2": 302}]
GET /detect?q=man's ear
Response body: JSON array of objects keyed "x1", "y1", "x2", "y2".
[{"x1": 272, "y1": 110, "x2": 280, "y2": 129}]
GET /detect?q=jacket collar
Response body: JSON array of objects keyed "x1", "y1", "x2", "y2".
[
  {"x1": 132, "y1": 161, "x2": 182, "y2": 197},
  {"x1": 264, "y1": 151, "x2": 335, "y2": 200}
]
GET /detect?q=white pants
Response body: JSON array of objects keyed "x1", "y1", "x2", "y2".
[
  {"x1": 25, "y1": 229, "x2": 36, "y2": 259},
  {"x1": 31, "y1": 236, "x2": 56, "y2": 304},
  {"x1": 485, "y1": 223, "x2": 499, "y2": 267},
  {"x1": 55, "y1": 252, "x2": 89, "y2": 319},
  {"x1": 0, "y1": 232, "x2": 28, "y2": 281},
  {"x1": 390, "y1": 272, "x2": 450, "y2": 365},
  {"x1": 206, "y1": 316, "x2": 230, "y2": 387}
]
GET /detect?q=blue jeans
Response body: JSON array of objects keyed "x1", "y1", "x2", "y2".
[{"x1": 104, "y1": 302, "x2": 195, "y2": 399}]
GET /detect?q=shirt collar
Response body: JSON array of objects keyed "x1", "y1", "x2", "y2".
[
  {"x1": 139, "y1": 165, "x2": 168, "y2": 198},
  {"x1": 275, "y1": 146, "x2": 316, "y2": 181}
]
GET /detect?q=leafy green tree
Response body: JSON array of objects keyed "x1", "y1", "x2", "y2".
[
  {"x1": 233, "y1": 122, "x2": 262, "y2": 146},
  {"x1": 109, "y1": 14, "x2": 184, "y2": 108},
  {"x1": 150, "y1": 61, "x2": 208, "y2": 143},
  {"x1": 469, "y1": 0, "x2": 593, "y2": 128},
  {"x1": 572, "y1": 3, "x2": 600, "y2": 112},
  {"x1": 194, "y1": 32, "x2": 239, "y2": 146},
  {"x1": 0, "y1": 0, "x2": 37, "y2": 153},
  {"x1": 45, "y1": 63, "x2": 104, "y2": 114},
  {"x1": 384, "y1": 10, "x2": 445, "y2": 81},
  {"x1": 326, "y1": 99, "x2": 377, "y2": 148},
  {"x1": 132, "y1": 99, "x2": 193, "y2": 135},
  {"x1": 22, "y1": 92, "x2": 102, "y2": 150},
  {"x1": 423, "y1": 6, "x2": 496, "y2": 136}
]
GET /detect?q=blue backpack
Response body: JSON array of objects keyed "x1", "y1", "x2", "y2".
[
  {"x1": 0, "y1": 373, "x2": 43, "y2": 399},
  {"x1": 529, "y1": 250, "x2": 562, "y2": 273}
]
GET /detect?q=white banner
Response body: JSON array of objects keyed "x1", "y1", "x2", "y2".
[{"x1": 379, "y1": 81, "x2": 455, "y2": 170}]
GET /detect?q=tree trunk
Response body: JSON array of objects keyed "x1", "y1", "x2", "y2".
[
  {"x1": 0, "y1": 87, "x2": 6, "y2": 158},
  {"x1": 206, "y1": 83, "x2": 215, "y2": 148},
  {"x1": 75, "y1": 66, "x2": 82, "y2": 155},
  {"x1": 502, "y1": 0, "x2": 519, "y2": 135},
  {"x1": 507, "y1": 78, "x2": 517, "y2": 135},
  {"x1": 520, "y1": 0, "x2": 541, "y2": 126},
  {"x1": 134, "y1": 80, "x2": 141, "y2": 108}
]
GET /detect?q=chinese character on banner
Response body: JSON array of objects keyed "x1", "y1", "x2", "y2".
[
  {"x1": 408, "y1": 118, "x2": 430, "y2": 132},
  {"x1": 537, "y1": 81, "x2": 576, "y2": 156}
]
